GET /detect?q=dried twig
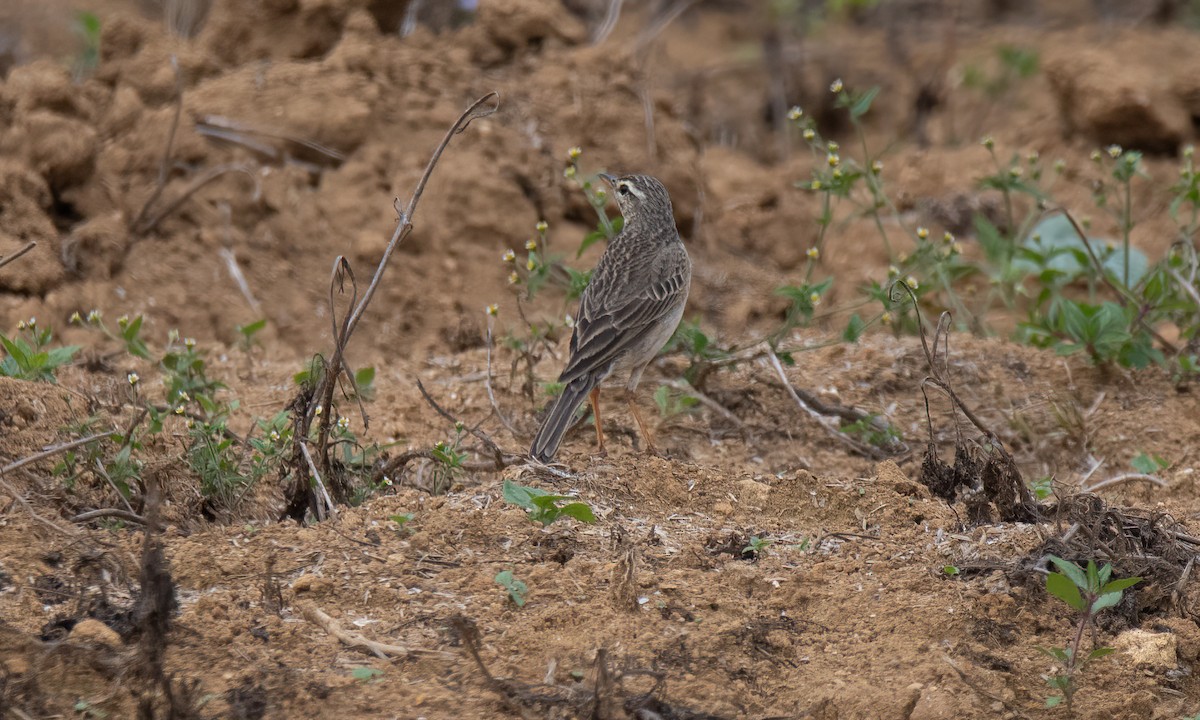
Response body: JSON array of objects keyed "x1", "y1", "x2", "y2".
[
  {"x1": 300, "y1": 602, "x2": 447, "y2": 660},
  {"x1": 0, "y1": 240, "x2": 37, "y2": 270},
  {"x1": 485, "y1": 313, "x2": 519, "y2": 438},
  {"x1": 136, "y1": 164, "x2": 260, "y2": 236},
  {"x1": 299, "y1": 442, "x2": 336, "y2": 522},
  {"x1": 415, "y1": 378, "x2": 518, "y2": 468},
  {"x1": 1084, "y1": 472, "x2": 1169, "y2": 493},
  {"x1": 72, "y1": 508, "x2": 155, "y2": 527},
  {"x1": 0, "y1": 475, "x2": 77, "y2": 535},
  {"x1": 1, "y1": 431, "x2": 116, "y2": 476},
  {"x1": 765, "y1": 345, "x2": 888, "y2": 459},
  {"x1": 282, "y1": 92, "x2": 498, "y2": 522},
  {"x1": 131, "y1": 55, "x2": 184, "y2": 234}
]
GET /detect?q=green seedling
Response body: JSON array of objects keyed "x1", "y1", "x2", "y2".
[{"x1": 502, "y1": 479, "x2": 596, "y2": 527}]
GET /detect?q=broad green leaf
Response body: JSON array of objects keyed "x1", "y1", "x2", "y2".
[
  {"x1": 1047, "y1": 556, "x2": 1089, "y2": 593},
  {"x1": 502, "y1": 479, "x2": 549, "y2": 510},
  {"x1": 1046, "y1": 572, "x2": 1085, "y2": 611},
  {"x1": 1088, "y1": 647, "x2": 1116, "y2": 660},
  {"x1": 1090, "y1": 590, "x2": 1124, "y2": 612},
  {"x1": 1100, "y1": 576, "x2": 1142, "y2": 594},
  {"x1": 557, "y1": 502, "x2": 596, "y2": 523}
]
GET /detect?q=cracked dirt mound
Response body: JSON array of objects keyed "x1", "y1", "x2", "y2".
[{"x1": 3, "y1": 0, "x2": 1200, "y2": 718}]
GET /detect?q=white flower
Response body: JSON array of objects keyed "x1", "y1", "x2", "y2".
[
  {"x1": 127, "y1": 373, "x2": 139, "y2": 385},
  {"x1": 830, "y1": 78, "x2": 844, "y2": 93}
]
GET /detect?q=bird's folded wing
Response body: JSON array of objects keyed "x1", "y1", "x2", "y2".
[{"x1": 558, "y1": 256, "x2": 688, "y2": 385}]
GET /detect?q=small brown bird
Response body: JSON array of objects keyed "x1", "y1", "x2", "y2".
[{"x1": 530, "y1": 173, "x2": 691, "y2": 462}]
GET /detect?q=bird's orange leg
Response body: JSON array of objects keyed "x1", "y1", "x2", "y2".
[
  {"x1": 626, "y1": 389, "x2": 658, "y2": 456},
  {"x1": 589, "y1": 387, "x2": 606, "y2": 457}
]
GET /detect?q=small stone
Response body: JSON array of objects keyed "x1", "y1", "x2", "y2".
[
  {"x1": 1114, "y1": 629, "x2": 1177, "y2": 671},
  {"x1": 71, "y1": 619, "x2": 121, "y2": 647}
]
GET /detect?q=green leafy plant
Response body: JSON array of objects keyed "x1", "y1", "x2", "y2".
[
  {"x1": 1130, "y1": 452, "x2": 1169, "y2": 475},
  {"x1": 653, "y1": 384, "x2": 700, "y2": 418},
  {"x1": 502, "y1": 479, "x2": 596, "y2": 527},
  {"x1": 840, "y1": 413, "x2": 902, "y2": 449},
  {"x1": 72, "y1": 11, "x2": 102, "y2": 80},
  {"x1": 235, "y1": 318, "x2": 267, "y2": 353},
  {"x1": 1030, "y1": 476, "x2": 1054, "y2": 501},
  {"x1": 0, "y1": 319, "x2": 79, "y2": 383},
  {"x1": 742, "y1": 535, "x2": 775, "y2": 557},
  {"x1": 494, "y1": 570, "x2": 528, "y2": 607},
  {"x1": 1039, "y1": 556, "x2": 1141, "y2": 711},
  {"x1": 350, "y1": 666, "x2": 384, "y2": 683}
]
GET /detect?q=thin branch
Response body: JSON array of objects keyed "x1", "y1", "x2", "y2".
[
  {"x1": 485, "y1": 313, "x2": 519, "y2": 438},
  {"x1": 344, "y1": 93, "x2": 498, "y2": 339},
  {"x1": 0, "y1": 240, "x2": 37, "y2": 270},
  {"x1": 1084, "y1": 473, "x2": 1168, "y2": 493},
  {"x1": 0, "y1": 475, "x2": 77, "y2": 535},
  {"x1": 93, "y1": 458, "x2": 134, "y2": 514},
  {"x1": 72, "y1": 508, "x2": 154, "y2": 527},
  {"x1": 136, "y1": 164, "x2": 260, "y2": 235},
  {"x1": 1, "y1": 431, "x2": 115, "y2": 476},
  {"x1": 765, "y1": 345, "x2": 886, "y2": 459},
  {"x1": 300, "y1": 602, "x2": 449, "y2": 660},
  {"x1": 299, "y1": 442, "x2": 336, "y2": 522},
  {"x1": 415, "y1": 378, "x2": 517, "y2": 468},
  {"x1": 131, "y1": 55, "x2": 183, "y2": 233}
]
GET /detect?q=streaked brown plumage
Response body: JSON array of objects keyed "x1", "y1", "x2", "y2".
[{"x1": 530, "y1": 173, "x2": 691, "y2": 462}]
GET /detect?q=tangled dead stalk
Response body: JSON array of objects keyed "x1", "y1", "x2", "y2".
[
  {"x1": 281, "y1": 92, "x2": 500, "y2": 523},
  {"x1": 892, "y1": 282, "x2": 1039, "y2": 524}
]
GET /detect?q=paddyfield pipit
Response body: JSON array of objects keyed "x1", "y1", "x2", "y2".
[{"x1": 530, "y1": 173, "x2": 691, "y2": 462}]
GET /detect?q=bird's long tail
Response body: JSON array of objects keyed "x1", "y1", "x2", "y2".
[{"x1": 530, "y1": 377, "x2": 596, "y2": 462}]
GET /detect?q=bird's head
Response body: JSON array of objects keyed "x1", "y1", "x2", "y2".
[{"x1": 598, "y1": 173, "x2": 675, "y2": 228}]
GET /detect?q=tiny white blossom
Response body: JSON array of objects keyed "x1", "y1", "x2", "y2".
[
  {"x1": 127, "y1": 372, "x2": 139, "y2": 385},
  {"x1": 829, "y1": 78, "x2": 844, "y2": 93}
]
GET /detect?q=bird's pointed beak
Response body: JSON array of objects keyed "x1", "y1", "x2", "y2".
[{"x1": 598, "y1": 173, "x2": 618, "y2": 187}]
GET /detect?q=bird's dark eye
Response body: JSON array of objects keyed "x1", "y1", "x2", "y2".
[{"x1": 618, "y1": 183, "x2": 631, "y2": 196}]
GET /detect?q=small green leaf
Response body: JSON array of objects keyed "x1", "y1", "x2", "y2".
[
  {"x1": 942, "y1": 565, "x2": 960, "y2": 576},
  {"x1": 843, "y1": 313, "x2": 866, "y2": 343},
  {"x1": 1045, "y1": 695, "x2": 1063, "y2": 708},
  {"x1": 1088, "y1": 647, "x2": 1115, "y2": 660},
  {"x1": 1130, "y1": 452, "x2": 1168, "y2": 474},
  {"x1": 351, "y1": 666, "x2": 383, "y2": 681},
  {"x1": 1100, "y1": 576, "x2": 1141, "y2": 594},
  {"x1": 849, "y1": 86, "x2": 880, "y2": 119},
  {"x1": 237, "y1": 318, "x2": 267, "y2": 338},
  {"x1": 495, "y1": 570, "x2": 527, "y2": 607}
]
